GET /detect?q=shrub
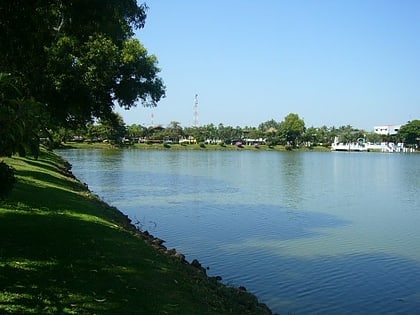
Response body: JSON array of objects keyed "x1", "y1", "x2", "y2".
[
  {"x1": 199, "y1": 142, "x2": 206, "y2": 148},
  {"x1": 163, "y1": 143, "x2": 171, "y2": 148},
  {"x1": 0, "y1": 161, "x2": 16, "y2": 199}
]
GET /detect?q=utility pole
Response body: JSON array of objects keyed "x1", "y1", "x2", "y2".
[{"x1": 193, "y1": 94, "x2": 199, "y2": 127}]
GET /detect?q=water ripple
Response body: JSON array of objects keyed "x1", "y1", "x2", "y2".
[{"x1": 58, "y1": 149, "x2": 420, "y2": 315}]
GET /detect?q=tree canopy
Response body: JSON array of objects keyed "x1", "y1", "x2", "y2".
[
  {"x1": 0, "y1": 73, "x2": 44, "y2": 157},
  {"x1": 279, "y1": 113, "x2": 306, "y2": 147},
  {"x1": 399, "y1": 120, "x2": 420, "y2": 146},
  {"x1": 0, "y1": 0, "x2": 165, "y2": 156}
]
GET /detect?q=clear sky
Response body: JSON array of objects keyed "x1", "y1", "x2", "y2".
[{"x1": 116, "y1": 0, "x2": 420, "y2": 131}]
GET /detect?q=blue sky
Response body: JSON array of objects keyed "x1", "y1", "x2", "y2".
[{"x1": 116, "y1": 0, "x2": 419, "y2": 130}]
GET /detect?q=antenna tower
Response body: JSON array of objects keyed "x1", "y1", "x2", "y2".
[{"x1": 193, "y1": 94, "x2": 199, "y2": 127}]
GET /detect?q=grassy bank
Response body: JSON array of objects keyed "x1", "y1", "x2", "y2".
[{"x1": 0, "y1": 149, "x2": 273, "y2": 314}]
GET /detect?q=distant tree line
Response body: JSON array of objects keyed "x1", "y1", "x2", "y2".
[{"x1": 62, "y1": 112, "x2": 420, "y2": 150}]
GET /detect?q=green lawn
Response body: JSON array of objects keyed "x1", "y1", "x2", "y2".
[{"x1": 0, "y1": 150, "x2": 272, "y2": 314}]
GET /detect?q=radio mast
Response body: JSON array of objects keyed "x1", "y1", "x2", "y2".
[{"x1": 193, "y1": 94, "x2": 199, "y2": 127}]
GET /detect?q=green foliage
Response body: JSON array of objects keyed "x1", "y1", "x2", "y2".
[
  {"x1": 0, "y1": 0, "x2": 165, "y2": 149},
  {"x1": 0, "y1": 0, "x2": 164, "y2": 155},
  {"x1": 0, "y1": 73, "x2": 44, "y2": 157},
  {"x1": 365, "y1": 131, "x2": 383, "y2": 144},
  {"x1": 0, "y1": 161, "x2": 15, "y2": 199},
  {"x1": 96, "y1": 112, "x2": 127, "y2": 142},
  {"x1": 126, "y1": 124, "x2": 146, "y2": 139},
  {"x1": 334, "y1": 125, "x2": 365, "y2": 144},
  {"x1": 399, "y1": 120, "x2": 420, "y2": 146},
  {"x1": 116, "y1": 39, "x2": 166, "y2": 109},
  {"x1": 208, "y1": 124, "x2": 241, "y2": 143},
  {"x1": 244, "y1": 126, "x2": 263, "y2": 140},
  {"x1": 85, "y1": 123, "x2": 102, "y2": 142},
  {"x1": 279, "y1": 113, "x2": 306, "y2": 147},
  {"x1": 165, "y1": 121, "x2": 184, "y2": 142},
  {"x1": 303, "y1": 125, "x2": 336, "y2": 147},
  {"x1": 258, "y1": 119, "x2": 280, "y2": 133}
]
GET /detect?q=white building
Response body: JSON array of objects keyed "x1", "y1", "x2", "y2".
[{"x1": 374, "y1": 124, "x2": 402, "y2": 135}]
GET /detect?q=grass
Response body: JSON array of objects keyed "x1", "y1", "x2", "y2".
[{"x1": 0, "y1": 149, "x2": 272, "y2": 314}]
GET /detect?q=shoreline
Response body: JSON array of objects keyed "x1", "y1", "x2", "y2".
[
  {"x1": 62, "y1": 141, "x2": 331, "y2": 152},
  {"x1": 62, "y1": 141, "x2": 419, "y2": 153},
  {"x1": 63, "y1": 159, "x2": 275, "y2": 315},
  {"x1": 1, "y1": 149, "x2": 275, "y2": 314},
  {"x1": 63, "y1": 154, "x2": 276, "y2": 315}
]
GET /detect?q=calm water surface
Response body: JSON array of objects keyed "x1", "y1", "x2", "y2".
[{"x1": 58, "y1": 149, "x2": 420, "y2": 314}]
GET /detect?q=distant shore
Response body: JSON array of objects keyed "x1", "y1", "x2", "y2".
[
  {"x1": 62, "y1": 141, "x2": 420, "y2": 153},
  {"x1": 61, "y1": 141, "x2": 332, "y2": 152}
]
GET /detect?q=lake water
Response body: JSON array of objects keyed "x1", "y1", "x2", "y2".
[{"x1": 57, "y1": 148, "x2": 420, "y2": 314}]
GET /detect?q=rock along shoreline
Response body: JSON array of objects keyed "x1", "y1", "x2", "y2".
[{"x1": 63, "y1": 159, "x2": 276, "y2": 315}]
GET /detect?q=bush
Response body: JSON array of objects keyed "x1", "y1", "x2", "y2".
[
  {"x1": 199, "y1": 142, "x2": 206, "y2": 148},
  {"x1": 0, "y1": 161, "x2": 16, "y2": 199},
  {"x1": 163, "y1": 143, "x2": 171, "y2": 148}
]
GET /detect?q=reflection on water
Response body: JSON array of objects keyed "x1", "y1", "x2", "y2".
[
  {"x1": 58, "y1": 149, "x2": 420, "y2": 315},
  {"x1": 279, "y1": 152, "x2": 304, "y2": 207}
]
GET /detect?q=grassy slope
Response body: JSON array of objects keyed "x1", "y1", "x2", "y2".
[{"x1": 0, "y1": 150, "x2": 272, "y2": 315}]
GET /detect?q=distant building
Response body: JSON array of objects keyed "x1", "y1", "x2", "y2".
[{"x1": 374, "y1": 124, "x2": 402, "y2": 135}]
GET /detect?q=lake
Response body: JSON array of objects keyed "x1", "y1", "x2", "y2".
[{"x1": 57, "y1": 148, "x2": 420, "y2": 314}]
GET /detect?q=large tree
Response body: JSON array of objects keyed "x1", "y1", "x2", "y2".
[
  {"x1": 279, "y1": 113, "x2": 306, "y2": 147},
  {"x1": 96, "y1": 113, "x2": 127, "y2": 142},
  {"x1": 165, "y1": 121, "x2": 184, "y2": 142},
  {"x1": 399, "y1": 120, "x2": 420, "y2": 147},
  {"x1": 0, "y1": 0, "x2": 165, "y2": 155}
]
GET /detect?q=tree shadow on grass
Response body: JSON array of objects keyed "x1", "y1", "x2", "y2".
[
  {"x1": 0, "y1": 211, "x2": 188, "y2": 314},
  {"x1": 3, "y1": 169, "x2": 130, "y2": 227},
  {"x1": 10, "y1": 149, "x2": 71, "y2": 177},
  {"x1": 19, "y1": 157, "x2": 64, "y2": 177},
  {"x1": 0, "y1": 210, "x2": 272, "y2": 315},
  {"x1": 15, "y1": 169, "x2": 85, "y2": 192}
]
